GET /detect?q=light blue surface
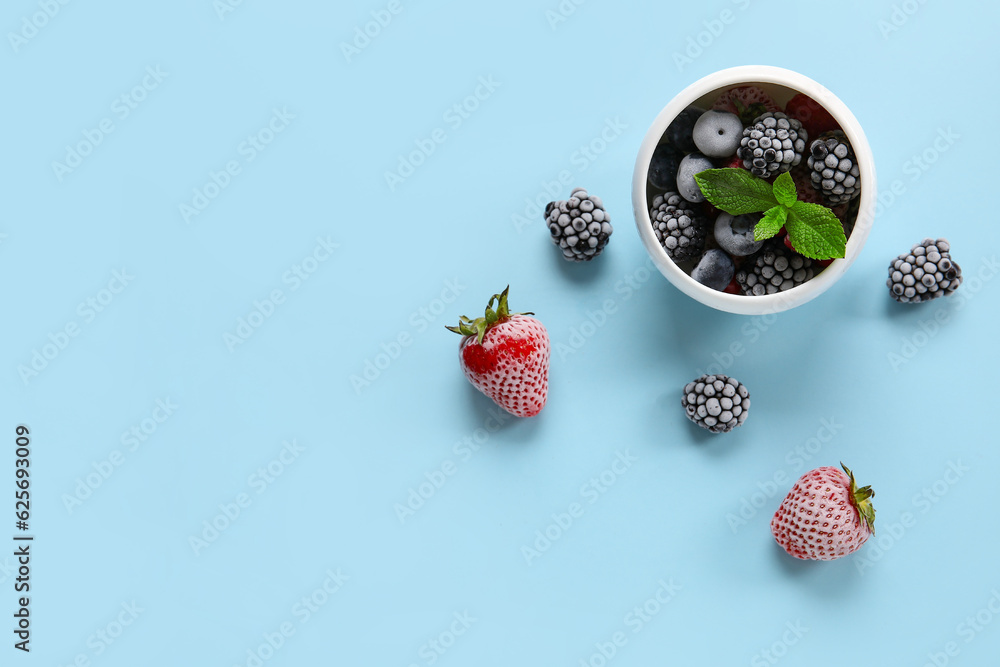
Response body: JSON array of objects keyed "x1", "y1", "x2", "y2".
[{"x1": 5, "y1": 1, "x2": 1000, "y2": 665}]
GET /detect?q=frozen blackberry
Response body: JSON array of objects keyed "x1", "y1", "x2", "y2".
[
  {"x1": 737, "y1": 112, "x2": 807, "y2": 179},
  {"x1": 887, "y1": 238, "x2": 962, "y2": 303},
  {"x1": 682, "y1": 374, "x2": 750, "y2": 434},
  {"x1": 736, "y1": 244, "x2": 816, "y2": 295},
  {"x1": 807, "y1": 131, "x2": 860, "y2": 204},
  {"x1": 649, "y1": 192, "x2": 707, "y2": 262},
  {"x1": 545, "y1": 188, "x2": 613, "y2": 262}
]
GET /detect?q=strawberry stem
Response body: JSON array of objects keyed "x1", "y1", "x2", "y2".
[
  {"x1": 732, "y1": 97, "x2": 766, "y2": 125},
  {"x1": 446, "y1": 286, "x2": 533, "y2": 345},
  {"x1": 841, "y1": 462, "x2": 876, "y2": 535}
]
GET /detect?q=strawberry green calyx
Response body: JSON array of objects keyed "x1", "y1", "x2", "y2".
[
  {"x1": 732, "y1": 98, "x2": 768, "y2": 126},
  {"x1": 841, "y1": 462, "x2": 876, "y2": 535},
  {"x1": 445, "y1": 286, "x2": 533, "y2": 345}
]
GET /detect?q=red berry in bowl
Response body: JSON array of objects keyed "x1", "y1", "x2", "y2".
[{"x1": 785, "y1": 93, "x2": 839, "y2": 137}]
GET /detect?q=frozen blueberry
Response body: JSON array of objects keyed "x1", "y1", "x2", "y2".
[
  {"x1": 676, "y1": 152, "x2": 714, "y2": 203},
  {"x1": 714, "y1": 212, "x2": 765, "y2": 257},
  {"x1": 648, "y1": 143, "x2": 683, "y2": 191},
  {"x1": 692, "y1": 110, "x2": 743, "y2": 158},
  {"x1": 665, "y1": 106, "x2": 705, "y2": 153},
  {"x1": 691, "y1": 249, "x2": 735, "y2": 291}
]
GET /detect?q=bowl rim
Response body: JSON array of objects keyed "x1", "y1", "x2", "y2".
[{"x1": 632, "y1": 65, "x2": 877, "y2": 315}]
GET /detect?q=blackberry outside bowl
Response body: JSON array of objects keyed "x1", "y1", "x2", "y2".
[{"x1": 632, "y1": 66, "x2": 876, "y2": 315}]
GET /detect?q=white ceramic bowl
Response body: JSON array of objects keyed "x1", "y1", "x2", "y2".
[{"x1": 632, "y1": 66, "x2": 876, "y2": 315}]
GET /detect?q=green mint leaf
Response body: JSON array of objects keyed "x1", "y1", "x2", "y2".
[
  {"x1": 772, "y1": 172, "x2": 797, "y2": 208},
  {"x1": 785, "y1": 202, "x2": 848, "y2": 260},
  {"x1": 694, "y1": 168, "x2": 778, "y2": 216},
  {"x1": 754, "y1": 206, "x2": 787, "y2": 241}
]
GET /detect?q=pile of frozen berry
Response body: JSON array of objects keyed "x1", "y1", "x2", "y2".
[{"x1": 647, "y1": 87, "x2": 861, "y2": 295}]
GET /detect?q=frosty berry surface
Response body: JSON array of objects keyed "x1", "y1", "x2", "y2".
[{"x1": 632, "y1": 67, "x2": 877, "y2": 315}]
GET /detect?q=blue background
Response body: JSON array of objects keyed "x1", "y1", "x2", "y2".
[{"x1": 4, "y1": 0, "x2": 1000, "y2": 665}]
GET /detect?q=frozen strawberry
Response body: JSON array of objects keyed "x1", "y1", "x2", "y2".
[
  {"x1": 771, "y1": 463, "x2": 876, "y2": 561},
  {"x1": 712, "y1": 86, "x2": 780, "y2": 124},
  {"x1": 723, "y1": 156, "x2": 744, "y2": 170},
  {"x1": 791, "y1": 166, "x2": 824, "y2": 206},
  {"x1": 446, "y1": 287, "x2": 549, "y2": 418},
  {"x1": 785, "y1": 93, "x2": 839, "y2": 137}
]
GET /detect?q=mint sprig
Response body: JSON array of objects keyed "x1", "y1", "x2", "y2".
[
  {"x1": 755, "y1": 206, "x2": 787, "y2": 241},
  {"x1": 693, "y1": 168, "x2": 848, "y2": 260},
  {"x1": 785, "y1": 202, "x2": 847, "y2": 260},
  {"x1": 693, "y1": 169, "x2": 777, "y2": 215},
  {"x1": 772, "y1": 172, "x2": 797, "y2": 208}
]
